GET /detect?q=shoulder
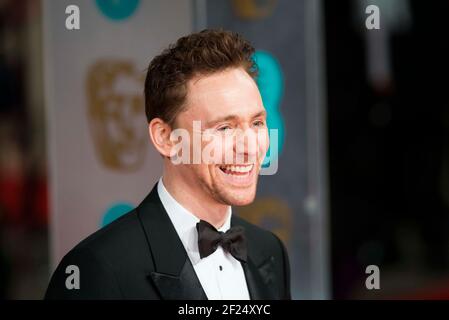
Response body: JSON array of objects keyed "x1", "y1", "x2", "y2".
[
  {"x1": 71, "y1": 208, "x2": 143, "y2": 257},
  {"x1": 232, "y1": 215, "x2": 287, "y2": 263},
  {"x1": 61, "y1": 208, "x2": 154, "y2": 275},
  {"x1": 45, "y1": 209, "x2": 150, "y2": 298}
]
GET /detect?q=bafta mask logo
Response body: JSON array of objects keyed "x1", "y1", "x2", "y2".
[
  {"x1": 231, "y1": 0, "x2": 278, "y2": 20},
  {"x1": 86, "y1": 60, "x2": 146, "y2": 172},
  {"x1": 237, "y1": 197, "x2": 292, "y2": 245}
]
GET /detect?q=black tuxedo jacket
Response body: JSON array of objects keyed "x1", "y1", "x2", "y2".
[{"x1": 45, "y1": 185, "x2": 291, "y2": 300}]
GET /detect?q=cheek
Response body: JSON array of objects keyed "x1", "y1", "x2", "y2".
[
  {"x1": 222, "y1": 138, "x2": 235, "y2": 164},
  {"x1": 201, "y1": 135, "x2": 227, "y2": 165},
  {"x1": 185, "y1": 164, "x2": 208, "y2": 183},
  {"x1": 211, "y1": 134, "x2": 239, "y2": 164},
  {"x1": 259, "y1": 131, "x2": 270, "y2": 156}
]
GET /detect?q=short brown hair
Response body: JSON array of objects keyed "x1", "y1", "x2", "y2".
[{"x1": 144, "y1": 29, "x2": 257, "y2": 126}]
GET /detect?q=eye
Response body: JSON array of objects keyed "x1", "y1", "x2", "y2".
[
  {"x1": 217, "y1": 125, "x2": 232, "y2": 132},
  {"x1": 253, "y1": 120, "x2": 266, "y2": 127}
]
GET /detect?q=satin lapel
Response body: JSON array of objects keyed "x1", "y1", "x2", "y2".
[
  {"x1": 137, "y1": 185, "x2": 207, "y2": 300},
  {"x1": 232, "y1": 216, "x2": 278, "y2": 300},
  {"x1": 150, "y1": 259, "x2": 206, "y2": 300}
]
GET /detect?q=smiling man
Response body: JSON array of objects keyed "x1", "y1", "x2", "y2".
[{"x1": 45, "y1": 29, "x2": 291, "y2": 300}]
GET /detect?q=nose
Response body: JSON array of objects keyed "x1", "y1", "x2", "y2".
[{"x1": 233, "y1": 127, "x2": 259, "y2": 164}]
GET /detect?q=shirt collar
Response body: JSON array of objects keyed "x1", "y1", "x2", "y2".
[{"x1": 157, "y1": 177, "x2": 232, "y2": 262}]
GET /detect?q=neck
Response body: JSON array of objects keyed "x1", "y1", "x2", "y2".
[{"x1": 161, "y1": 167, "x2": 229, "y2": 229}]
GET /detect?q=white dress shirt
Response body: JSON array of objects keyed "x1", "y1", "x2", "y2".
[{"x1": 157, "y1": 177, "x2": 250, "y2": 300}]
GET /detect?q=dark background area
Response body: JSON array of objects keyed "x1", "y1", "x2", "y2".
[{"x1": 325, "y1": 0, "x2": 449, "y2": 298}]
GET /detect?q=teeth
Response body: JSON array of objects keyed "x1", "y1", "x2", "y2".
[{"x1": 220, "y1": 164, "x2": 254, "y2": 174}]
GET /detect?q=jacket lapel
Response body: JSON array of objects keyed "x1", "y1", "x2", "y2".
[
  {"x1": 150, "y1": 259, "x2": 206, "y2": 300},
  {"x1": 137, "y1": 185, "x2": 207, "y2": 300},
  {"x1": 232, "y1": 216, "x2": 278, "y2": 300}
]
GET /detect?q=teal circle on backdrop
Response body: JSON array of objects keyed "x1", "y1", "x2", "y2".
[
  {"x1": 253, "y1": 50, "x2": 285, "y2": 167},
  {"x1": 101, "y1": 202, "x2": 134, "y2": 227},
  {"x1": 95, "y1": 0, "x2": 140, "y2": 21}
]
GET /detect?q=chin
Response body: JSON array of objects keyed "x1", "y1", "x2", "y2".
[
  {"x1": 195, "y1": 162, "x2": 262, "y2": 206},
  {"x1": 209, "y1": 162, "x2": 261, "y2": 206},
  {"x1": 229, "y1": 195, "x2": 256, "y2": 206},
  {"x1": 217, "y1": 186, "x2": 257, "y2": 206}
]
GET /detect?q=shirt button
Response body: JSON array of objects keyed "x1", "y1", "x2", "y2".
[{"x1": 219, "y1": 265, "x2": 223, "y2": 271}]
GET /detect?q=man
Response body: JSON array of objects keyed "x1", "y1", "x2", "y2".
[{"x1": 45, "y1": 29, "x2": 291, "y2": 300}]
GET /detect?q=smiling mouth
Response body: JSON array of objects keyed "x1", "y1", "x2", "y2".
[{"x1": 218, "y1": 164, "x2": 254, "y2": 176}]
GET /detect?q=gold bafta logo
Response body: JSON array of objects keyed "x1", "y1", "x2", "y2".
[
  {"x1": 231, "y1": 0, "x2": 278, "y2": 20},
  {"x1": 237, "y1": 197, "x2": 292, "y2": 245},
  {"x1": 86, "y1": 60, "x2": 146, "y2": 172}
]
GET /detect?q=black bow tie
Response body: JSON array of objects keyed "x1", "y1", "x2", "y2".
[{"x1": 196, "y1": 220, "x2": 247, "y2": 263}]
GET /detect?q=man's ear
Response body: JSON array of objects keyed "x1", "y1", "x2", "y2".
[{"x1": 148, "y1": 118, "x2": 172, "y2": 158}]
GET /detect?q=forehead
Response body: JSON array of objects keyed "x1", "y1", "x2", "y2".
[{"x1": 183, "y1": 68, "x2": 264, "y2": 120}]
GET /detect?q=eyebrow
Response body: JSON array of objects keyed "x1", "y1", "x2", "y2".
[{"x1": 205, "y1": 110, "x2": 267, "y2": 127}]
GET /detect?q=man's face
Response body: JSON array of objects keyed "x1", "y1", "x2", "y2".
[{"x1": 172, "y1": 67, "x2": 269, "y2": 206}]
